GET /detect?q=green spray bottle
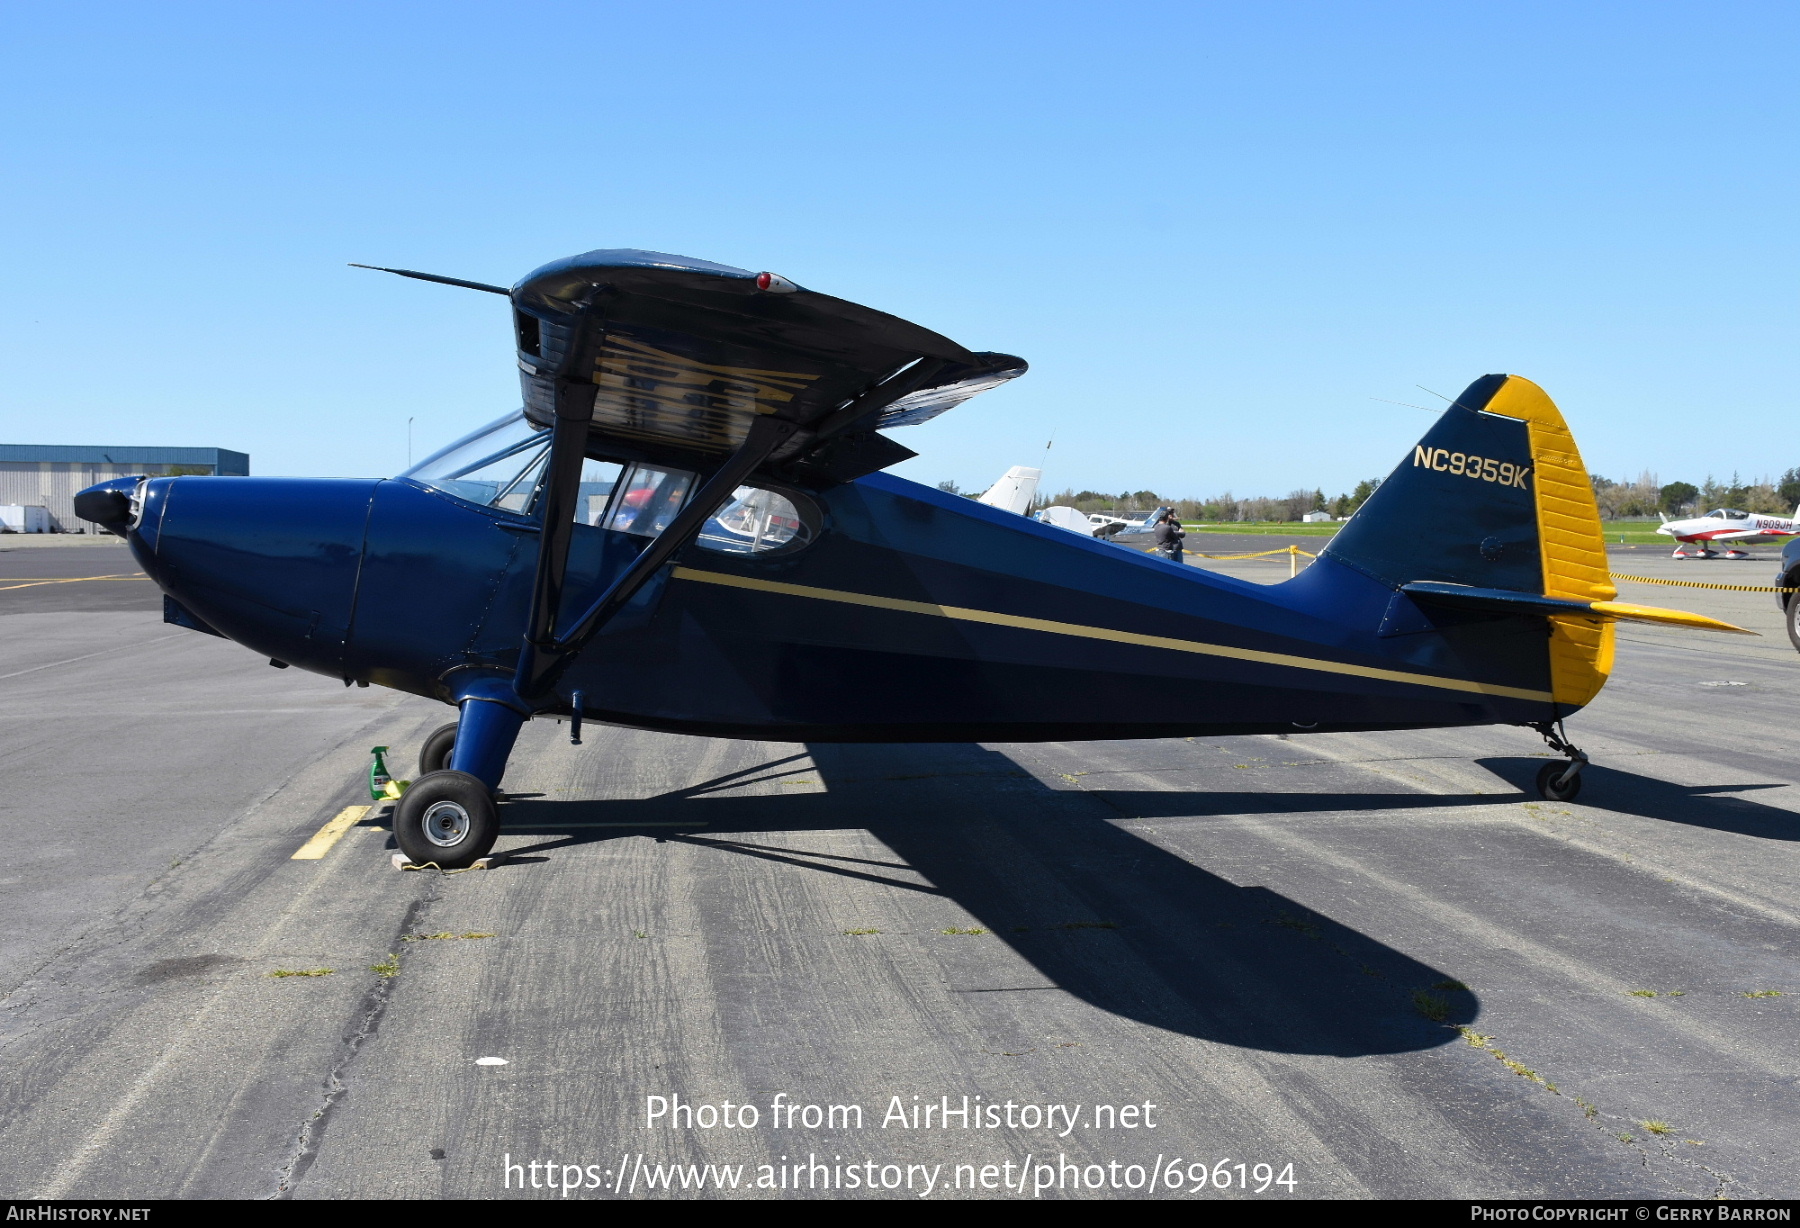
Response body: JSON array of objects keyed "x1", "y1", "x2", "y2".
[{"x1": 369, "y1": 746, "x2": 410, "y2": 801}]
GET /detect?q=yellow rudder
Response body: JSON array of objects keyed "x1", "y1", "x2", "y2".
[{"x1": 1480, "y1": 377, "x2": 1614, "y2": 708}]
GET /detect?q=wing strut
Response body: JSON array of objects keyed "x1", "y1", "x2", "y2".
[{"x1": 513, "y1": 410, "x2": 797, "y2": 702}]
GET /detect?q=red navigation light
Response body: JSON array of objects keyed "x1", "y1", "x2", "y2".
[{"x1": 755, "y1": 271, "x2": 797, "y2": 293}]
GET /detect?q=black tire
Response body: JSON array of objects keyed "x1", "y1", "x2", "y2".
[
  {"x1": 1536, "y1": 761, "x2": 1583, "y2": 803},
  {"x1": 1786, "y1": 589, "x2": 1800, "y2": 655},
  {"x1": 393, "y1": 770, "x2": 498, "y2": 868},
  {"x1": 418, "y1": 722, "x2": 459, "y2": 776}
]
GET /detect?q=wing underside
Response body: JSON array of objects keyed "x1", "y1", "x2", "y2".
[{"x1": 508, "y1": 250, "x2": 1025, "y2": 480}]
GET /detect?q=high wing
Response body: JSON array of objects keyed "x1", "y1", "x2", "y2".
[{"x1": 509, "y1": 249, "x2": 1026, "y2": 485}]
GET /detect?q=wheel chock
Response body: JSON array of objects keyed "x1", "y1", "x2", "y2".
[{"x1": 390, "y1": 852, "x2": 507, "y2": 873}]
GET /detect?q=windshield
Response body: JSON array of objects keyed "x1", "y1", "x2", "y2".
[{"x1": 403, "y1": 411, "x2": 551, "y2": 514}]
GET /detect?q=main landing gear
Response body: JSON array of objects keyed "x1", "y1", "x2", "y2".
[
  {"x1": 1530, "y1": 720, "x2": 1589, "y2": 802},
  {"x1": 392, "y1": 699, "x2": 525, "y2": 867}
]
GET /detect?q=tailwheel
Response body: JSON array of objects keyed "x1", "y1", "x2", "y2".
[
  {"x1": 1530, "y1": 719, "x2": 1589, "y2": 803},
  {"x1": 393, "y1": 770, "x2": 498, "y2": 868},
  {"x1": 419, "y1": 721, "x2": 459, "y2": 776},
  {"x1": 1535, "y1": 761, "x2": 1583, "y2": 802}
]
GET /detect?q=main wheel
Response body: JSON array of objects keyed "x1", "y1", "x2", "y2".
[
  {"x1": 393, "y1": 770, "x2": 498, "y2": 867},
  {"x1": 418, "y1": 722, "x2": 459, "y2": 776},
  {"x1": 1786, "y1": 591, "x2": 1800, "y2": 654},
  {"x1": 1536, "y1": 761, "x2": 1583, "y2": 803}
]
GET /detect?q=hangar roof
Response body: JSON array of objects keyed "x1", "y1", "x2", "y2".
[{"x1": 0, "y1": 445, "x2": 249, "y2": 474}]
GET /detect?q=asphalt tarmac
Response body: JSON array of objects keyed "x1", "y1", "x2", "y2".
[{"x1": 1, "y1": 547, "x2": 1796, "y2": 1200}]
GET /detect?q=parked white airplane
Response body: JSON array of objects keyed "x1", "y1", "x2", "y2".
[
  {"x1": 1658, "y1": 506, "x2": 1800, "y2": 559},
  {"x1": 1036, "y1": 505, "x2": 1093, "y2": 533},
  {"x1": 1034, "y1": 507, "x2": 1146, "y2": 536},
  {"x1": 975, "y1": 466, "x2": 1041, "y2": 516}
]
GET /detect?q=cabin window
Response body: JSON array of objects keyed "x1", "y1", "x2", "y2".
[
  {"x1": 574, "y1": 459, "x2": 623, "y2": 525},
  {"x1": 605, "y1": 464, "x2": 695, "y2": 537},
  {"x1": 515, "y1": 311, "x2": 542, "y2": 357},
  {"x1": 697, "y1": 486, "x2": 817, "y2": 555}
]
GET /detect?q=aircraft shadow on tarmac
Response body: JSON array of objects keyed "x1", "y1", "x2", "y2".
[
  {"x1": 493, "y1": 742, "x2": 1492, "y2": 1058},
  {"x1": 1477, "y1": 758, "x2": 1797, "y2": 841}
]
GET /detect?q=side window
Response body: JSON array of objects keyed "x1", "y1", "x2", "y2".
[
  {"x1": 698, "y1": 486, "x2": 817, "y2": 555},
  {"x1": 605, "y1": 464, "x2": 695, "y2": 537},
  {"x1": 574, "y1": 459, "x2": 623, "y2": 526}
]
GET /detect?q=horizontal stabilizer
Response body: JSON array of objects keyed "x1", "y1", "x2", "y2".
[{"x1": 1403, "y1": 582, "x2": 1752, "y2": 635}]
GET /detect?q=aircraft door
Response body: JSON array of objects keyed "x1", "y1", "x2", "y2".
[{"x1": 553, "y1": 461, "x2": 694, "y2": 637}]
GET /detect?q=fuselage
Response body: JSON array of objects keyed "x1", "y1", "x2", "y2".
[
  {"x1": 110, "y1": 466, "x2": 1565, "y2": 741},
  {"x1": 1659, "y1": 508, "x2": 1799, "y2": 544}
]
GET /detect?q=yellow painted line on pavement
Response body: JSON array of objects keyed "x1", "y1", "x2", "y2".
[
  {"x1": 0, "y1": 574, "x2": 147, "y2": 591},
  {"x1": 292, "y1": 805, "x2": 373, "y2": 860}
]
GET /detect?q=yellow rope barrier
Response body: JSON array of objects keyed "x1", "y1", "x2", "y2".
[
  {"x1": 1184, "y1": 543, "x2": 1319, "y2": 576},
  {"x1": 1610, "y1": 573, "x2": 1798, "y2": 594},
  {"x1": 1189, "y1": 546, "x2": 1319, "y2": 560}
]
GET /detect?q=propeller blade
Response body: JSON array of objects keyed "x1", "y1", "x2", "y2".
[{"x1": 349, "y1": 264, "x2": 510, "y2": 296}]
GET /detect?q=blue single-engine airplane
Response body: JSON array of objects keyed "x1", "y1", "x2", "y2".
[{"x1": 74, "y1": 249, "x2": 1746, "y2": 867}]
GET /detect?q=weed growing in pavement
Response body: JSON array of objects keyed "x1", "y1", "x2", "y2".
[
  {"x1": 403, "y1": 932, "x2": 495, "y2": 942},
  {"x1": 1741, "y1": 990, "x2": 1784, "y2": 998},
  {"x1": 1642, "y1": 1120, "x2": 1675, "y2": 1136},
  {"x1": 1412, "y1": 990, "x2": 1450, "y2": 1022},
  {"x1": 270, "y1": 968, "x2": 334, "y2": 978},
  {"x1": 1433, "y1": 979, "x2": 1469, "y2": 991},
  {"x1": 843, "y1": 928, "x2": 880, "y2": 936},
  {"x1": 370, "y1": 954, "x2": 400, "y2": 978},
  {"x1": 942, "y1": 927, "x2": 986, "y2": 936}
]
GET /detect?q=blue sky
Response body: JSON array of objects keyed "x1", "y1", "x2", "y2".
[{"x1": 1, "y1": 2, "x2": 1793, "y2": 500}]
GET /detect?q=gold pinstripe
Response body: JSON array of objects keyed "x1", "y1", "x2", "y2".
[{"x1": 669, "y1": 566, "x2": 1556, "y2": 703}]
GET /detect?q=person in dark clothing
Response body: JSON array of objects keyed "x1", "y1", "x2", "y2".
[{"x1": 1152, "y1": 509, "x2": 1185, "y2": 564}]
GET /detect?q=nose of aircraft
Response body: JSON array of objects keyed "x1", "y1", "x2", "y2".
[
  {"x1": 76, "y1": 474, "x2": 379, "y2": 678},
  {"x1": 72, "y1": 476, "x2": 140, "y2": 537}
]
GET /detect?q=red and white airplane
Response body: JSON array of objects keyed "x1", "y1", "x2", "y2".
[{"x1": 1657, "y1": 506, "x2": 1800, "y2": 559}]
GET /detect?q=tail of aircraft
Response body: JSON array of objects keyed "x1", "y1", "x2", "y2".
[
  {"x1": 1320, "y1": 374, "x2": 1744, "y2": 713},
  {"x1": 977, "y1": 466, "x2": 1041, "y2": 516}
]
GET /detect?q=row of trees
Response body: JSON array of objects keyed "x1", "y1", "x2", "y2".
[
  {"x1": 1018, "y1": 469, "x2": 1800, "y2": 524},
  {"x1": 1591, "y1": 471, "x2": 1800, "y2": 519},
  {"x1": 1034, "y1": 479, "x2": 1385, "y2": 523}
]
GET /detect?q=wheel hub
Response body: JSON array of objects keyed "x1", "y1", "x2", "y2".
[{"x1": 421, "y1": 799, "x2": 472, "y2": 847}]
